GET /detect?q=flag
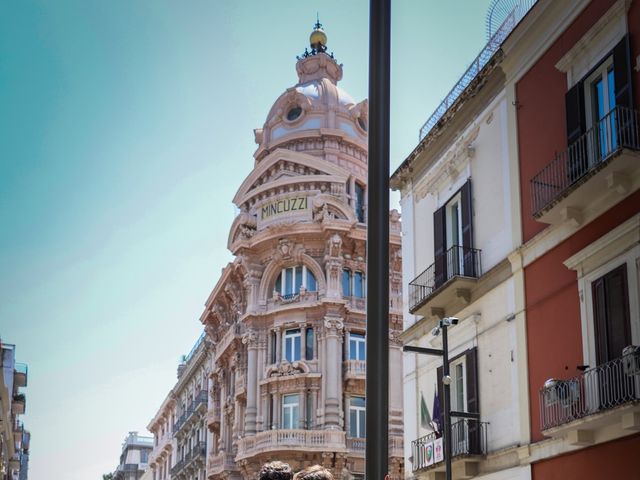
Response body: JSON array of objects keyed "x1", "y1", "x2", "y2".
[
  {"x1": 432, "y1": 390, "x2": 441, "y2": 434},
  {"x1": 420, "y1": 392, "x2": 432, "y2": 429}
]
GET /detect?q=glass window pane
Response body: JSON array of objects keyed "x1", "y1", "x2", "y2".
[
  {"x1": 349, "y1": 410, "x2": 358, "y2": 437},
  {"x1": 342, "y1": 269, "x2": 351, "y2": 296},
  {"x1": 305, "y1": 328, "x2": 314, "y2": 360},
  {"x1": 349, "y1": 339, "x2": 356, "y2": 360},
  {"x1": 359, "y1": 341, "x2": 365, "y2": 361},
  {"x1": 275, "y1": 273, "x2": 282, "y2": 294},
  {"x1": 607, "y1": 69, "x2": 616, "y2": 110},
  {"x1": 307, "y1": 270, "x2": 317, "y2": 291},
  {"x1": 359, "y1": 410, "x2": 366, "y2": 437},
  {"x1": 294, "y1": 335, "x2": 301, "y2": 361},
  {"x1": 351, "y1": 396, "x2": 365, "y2": 408},
  {"x1": 354, "y1": 272, "x2": 363, "y2": 298},
  {"x1": 285, "y1": 268, "x2": 293, "y2": 295},
  {"x1": 295, "y1": 266, "x2": 303, "y2": 293},
  {"x1": 355, "y1": 183, "x2": 365, "y2": 223}
]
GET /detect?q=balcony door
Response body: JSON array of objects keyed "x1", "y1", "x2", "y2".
[
  {"x1": 433, "y1": 180, "x2": 474, "y2": 289},
  {"x1": 592, "y1": 264, "x2": 634, "y2": 410}
]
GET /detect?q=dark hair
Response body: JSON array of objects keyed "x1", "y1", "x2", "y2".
[
  {"x1": 293, "y1": 465, "x2": 334, "y2": 480},
  {"x1": 259, "y1": 461, "x2": 293, "y2": 480}
]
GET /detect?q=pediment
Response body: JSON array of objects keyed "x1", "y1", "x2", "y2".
[{"x1": 233, "y1": 148, "x2": 350, "y2": 207}]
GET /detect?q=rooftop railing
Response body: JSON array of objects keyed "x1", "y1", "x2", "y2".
[
  {"x1": 418, "y1": 0, "x2": 537, "y2": 140},
  {"x1": 540, "y1": 347, "x2": 640, "y2": 431},
  {"x1": 408, "y1": 245, "x2": 482, "y2": 312},
  {"x1": 411, "y1": 419, "x2": 488, "y2": 472},
  {"x1": 530, "y1": 105, "x2": 640, "y2": 216}
]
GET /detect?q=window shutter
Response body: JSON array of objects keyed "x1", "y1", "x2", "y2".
[
  {"x1": 565, "y1": 82, "x2": 587, "y2": 183},
  {"x1": 565, "y1": 82, "x2": 585, "y2": 146},
  {"x1": 465, "y1": 347, "x2": 480, "y2": 454},
  {"x1": 613, "y1": 34, "x2": 633, "y2": 109},
  {"x1": 460, "y1": 180, "x2": 475, "y2": 276},
  {"x1": 433, "y1": 206, "x2": 447, "y2": 288}
]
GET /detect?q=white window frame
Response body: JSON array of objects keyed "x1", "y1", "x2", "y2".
[
  {"x1": 564, "y1": 214, "x2": 640, "y2": 370},
  {"x1": 283, "y1": 329, "x2": 302, "y2": 362},
  {"x1": 282, "y1": 394, "x2": 300, "y2": 429},
  {"x1": 449, "y1": 356, "x2": 467, "y2": 413},
  {"x1": 349, "y1": 332, "x2": 366, "y2": 361},
  {"x1": 278, "y1": 265, "x2": 316, "y2": 295},
  {"x1": 349, "y1": 396, "x2": 366, "y2": 438}
]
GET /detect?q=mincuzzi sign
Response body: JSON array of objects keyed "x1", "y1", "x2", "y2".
[{"x1": 257, "y1": 195, "x2": 311, "y2": 228}]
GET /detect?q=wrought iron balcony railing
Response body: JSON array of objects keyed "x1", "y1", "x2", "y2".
[
  {"x1": 173, "y1": 390, "x2": 208, "y2": 433},
  {"x1": 540, "y1": 347, "x2": 640, "y2": 431},
  {"x1": 531, "y1": 105, "x2": 640, "y2": 217},
  {"x1": 409, "y1": 245, "x2": 482, "y2": 312},
  {"x1": 411, "y1": 419, "x2": 488, "y2": 472}
]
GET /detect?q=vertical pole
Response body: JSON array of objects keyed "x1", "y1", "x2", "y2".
[
  {"x1": 442, "y1": 325, "x2": 452, "y2": 480},
  {"x1": 367, "y1": 0, "x2": 390, "y2": 478}
]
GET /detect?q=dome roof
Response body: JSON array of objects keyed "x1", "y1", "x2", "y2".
[
  {"x1": 252, "y1": 24, "x2": 367, "y2": 160},
  {"x1": 295, "y1": 80, "x2": 355, "y2": 107}
]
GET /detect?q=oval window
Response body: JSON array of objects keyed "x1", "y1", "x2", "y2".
[
  {"x1": 357, "y1": 117, "x2": 367, "y2": 132},
  {"x1": 287, "y1": 106, "x2": 302, "y2": 121}
]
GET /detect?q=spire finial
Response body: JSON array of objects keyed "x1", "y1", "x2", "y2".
[{"x1": 309, "y1": 15, "x2": 327, "y2": 53}]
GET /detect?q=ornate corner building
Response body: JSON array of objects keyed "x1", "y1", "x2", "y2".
[{"x1": 200, "y1": 23, "x2": 404, "y2": 480}]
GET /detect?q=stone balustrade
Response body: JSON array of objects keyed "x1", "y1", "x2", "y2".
[
  {"x1": 236, "y1": 429, "x2": 346, "y2": 459},
  {"x1": 343, "y1": 359, "x2": 366, "y2": 379}
]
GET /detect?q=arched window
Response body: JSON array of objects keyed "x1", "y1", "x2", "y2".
[{"x1": 275, "y1": 265, "x2": 317, "y2": 298}]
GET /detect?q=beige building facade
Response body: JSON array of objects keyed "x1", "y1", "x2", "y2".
[
  {"x1": 200, "y1": 24, "x2": 404, "y2": 480},
  {"x1": 148, "y1": 333, "x2": 211, "y2": 480}
]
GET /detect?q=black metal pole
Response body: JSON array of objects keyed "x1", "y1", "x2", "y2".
[
  {"x1": 442, "y1": 325, "x2": 452, "y2": 480},
  {"x1": 366, "y1": 0, "x2": 390, "y2": 478}
]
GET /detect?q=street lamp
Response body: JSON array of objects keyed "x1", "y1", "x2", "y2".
[{"x1": 403, "y1": 316, "x2": 458, "y2": 480}]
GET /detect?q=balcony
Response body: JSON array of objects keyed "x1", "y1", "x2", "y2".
[
  {"x1": 207, "y1": 451, "x2": 239, "y2": 476},
  {"x1": 207, "y1": 406, "x2": 221, "y2": 432},
  {"x1": 411, "y1": 419, "x2": 488, "y2": 478},
  {"x1": 531, "y1": 105, "x2": 640, "y2": 225},
  {"x1": 267, "y1": 290, "x2": 321, "y2": 310},
  {"x1": 409, "y1": 246, "x2": 482, "y2": 318},
  {"x1": 174, "y1": 390, "x2": 208, "y2": 434},
  {"x1": 346, "y1": 435, "x2": 404, "y2": 458},
  {"x1": 171, "y1": 442, "x2": 206, "y2": 477},
  {"x1": 236, "y1": 429, "x2": 346, "y2": 460},
  {"x1": 539, "y1": 348, "x2": 640, "y2": 445},
  {"x1": 344, "y1": 296, "x2": 366, "y2": 312},
  {"x1": 14, "y1": 363, "x2": 27, "y2": 387},
  {"x1": 12, "y1": 393, "x2": 25, "y2": 415},
  {"x1": 343, "y1": 360, "x2": 366, "y2": 380}
]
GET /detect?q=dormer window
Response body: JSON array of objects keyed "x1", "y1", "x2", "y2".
[{"x1": 275, "y1": 265, "x2": 317, "y2": 298}]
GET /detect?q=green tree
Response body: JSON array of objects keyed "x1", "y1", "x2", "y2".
[{"x1": 102, "y1": 474, "x2": 114, "y2": 480}]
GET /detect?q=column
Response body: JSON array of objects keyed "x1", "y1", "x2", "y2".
[
  {"x1": 243, "y1": 330, "x2": 258, "y2": 435},
  {"x1": 275, "y1": 327, "x2": 282, "y2": 363},
  {"x1": 323, "y1": 316, "x2": 344, "y2": 428},
  {"x1": 388, "y1": 330, "x2": 404, "y2": 436}
]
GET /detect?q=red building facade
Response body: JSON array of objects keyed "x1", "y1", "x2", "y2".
[{"x1": 514, "y1": 0, "x2": 640, "y2": 476}]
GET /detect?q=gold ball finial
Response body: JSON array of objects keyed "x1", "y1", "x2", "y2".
[{"x1": 310, "y1": 17, "x2": 327, "y2": 52}]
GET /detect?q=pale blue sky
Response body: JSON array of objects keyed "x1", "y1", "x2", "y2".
[{"x1": 0, "y1": 1, "x2": 492, "y2": 478}]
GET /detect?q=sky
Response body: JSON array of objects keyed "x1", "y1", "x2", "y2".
[{"x1": 0, "y1": 1, "x2": 493, "y2": 478}]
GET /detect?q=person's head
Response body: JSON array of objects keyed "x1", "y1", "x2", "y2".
[
  {"x1": 259, "y1": 461, "x2": 293, "y2": 480},
  {"x1": 293, "y1": 465, "x2": 334, "y2": 480}
]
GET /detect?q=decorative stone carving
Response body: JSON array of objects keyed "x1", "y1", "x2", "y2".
[
  {"x1": 389, "y1": 329, "x2": 403, "y2": 347},
  {"x1": 241, "y1": 329, "x2": 258, "y2": 348},
  {"x1": 324, "y1": 317, "x2": 344, "y2": 334},
  {"x1": 328, "y1": 233, "x2": 342, "y2": 257}
]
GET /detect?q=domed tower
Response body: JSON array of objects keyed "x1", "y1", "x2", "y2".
[{"x1": 202, "y1": 22, "x2": 404, "y2": 480}]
